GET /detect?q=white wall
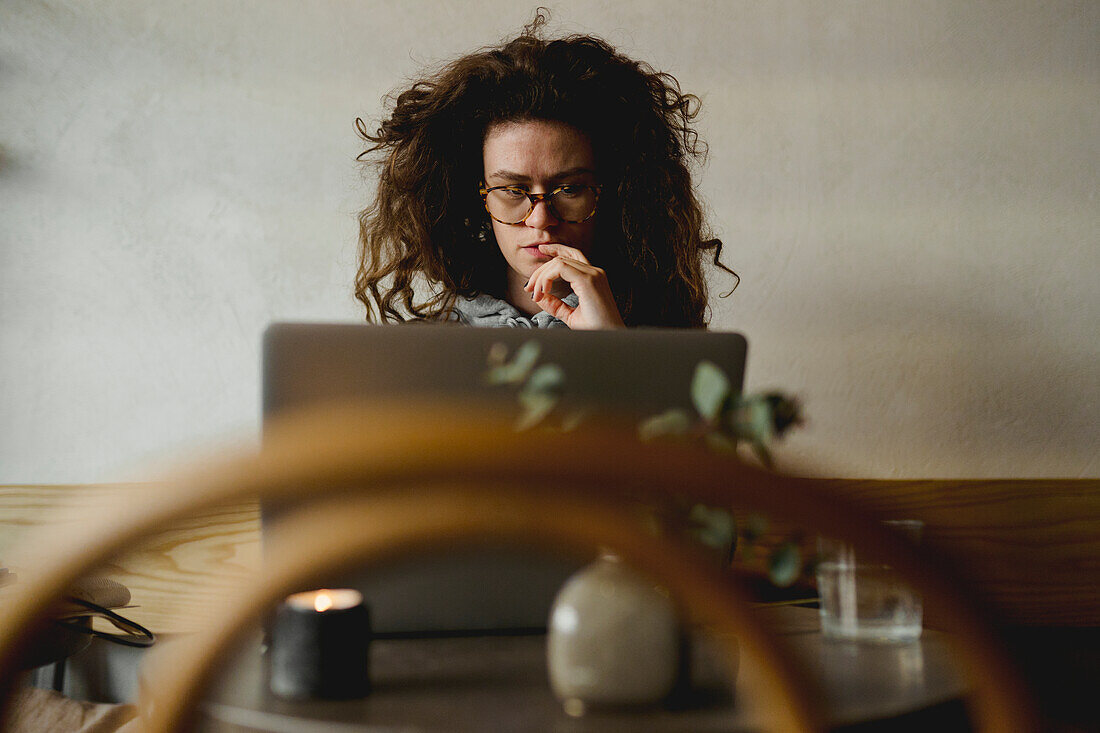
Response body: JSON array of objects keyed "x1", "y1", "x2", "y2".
[{"x1": 1, "y1": 1, "x2": 1096, "y2": 481}]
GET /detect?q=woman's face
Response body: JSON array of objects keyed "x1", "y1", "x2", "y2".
[{"x1": 482, "y1": 119, "x2": 598, "y2": 284}]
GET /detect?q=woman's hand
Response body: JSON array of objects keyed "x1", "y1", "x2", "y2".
[{"x1": 524, "y1": 243, "x2": 626, "y2": 330}]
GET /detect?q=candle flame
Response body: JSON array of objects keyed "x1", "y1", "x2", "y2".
[{"x1": 314, "y1": 591, "x2": 333, "y2": 613}]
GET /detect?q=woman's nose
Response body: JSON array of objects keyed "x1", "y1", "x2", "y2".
[{"x1": 524, "y1": 199, "x2": 560, "y2": 229}]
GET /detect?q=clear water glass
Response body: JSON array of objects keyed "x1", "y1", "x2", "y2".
[{"x1": 816, "y1": 520, "x2": 924, "y2": 643}]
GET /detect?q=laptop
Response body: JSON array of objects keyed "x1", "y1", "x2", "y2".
[{"x1": 262, "y1": 322, "x2": 747, "y2": 635}]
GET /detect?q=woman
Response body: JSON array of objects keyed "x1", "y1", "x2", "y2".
[{"x1": 355, "y1": 14, "x2": 735, "y2": 329}]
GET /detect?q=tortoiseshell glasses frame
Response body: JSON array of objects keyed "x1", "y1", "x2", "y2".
[{"x1": 479, "y1": 183, "x2": 602, "y2": 225}]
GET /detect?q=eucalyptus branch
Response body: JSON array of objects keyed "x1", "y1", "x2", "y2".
[{"x1": 487, "y1": 347, "x2": 810, "y2": 587}]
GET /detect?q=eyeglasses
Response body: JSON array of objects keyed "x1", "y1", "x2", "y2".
[{"x1": 479, "y1": 183, "x2": 602, "y2": 225}]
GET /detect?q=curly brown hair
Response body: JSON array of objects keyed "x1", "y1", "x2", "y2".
[{"x1": 355, "y1": 13, "x2": 736, "y2": 328}]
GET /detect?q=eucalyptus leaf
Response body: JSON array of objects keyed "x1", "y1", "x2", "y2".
[
  {"x1": 687, "y1": 504, "x2": 737, "y2": 563},
  {"x1": 522, "y1": 362, "x2": 565, "y2": 396},
  {"x1": 560, "y1": 409, "x2": 589, "y2": 432},
  {"x1": 514, "y1": 363, "x2": 565, "y2": 430},
  {"x1": 751, "y1": 441, "x2": 774, "y2": 470},
  {"x1": 749, "y1": 398, "x2": 775, "y2": 442},
  {"x1": 485, "y1": 365, "x2": 511, "y2": 385},
  {"x1": 690, "y1": 361, "x2": 731, "y2": 421},
  {"x1": 486, "y1": 341, "x2": 541, "y2": 385},
  {"x1": 486, "y1": 342, "x2": 509, "y2": 368},
  {"x1": 729, "y1": 396, "x2": 772, "y2": 443},
  {"x1": 638, "y1": 409, "x2": 692, "y2": 441},
  {"x1": 768, "y1": 542, "x2": 802, "y2": 587},
  {"x1": 514, "y1": 394, "x2": 557, "y2": 431}
]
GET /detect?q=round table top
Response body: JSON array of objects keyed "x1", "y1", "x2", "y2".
[{"x1": 194, "y1": 606, "x2": 968, "y2": 731}]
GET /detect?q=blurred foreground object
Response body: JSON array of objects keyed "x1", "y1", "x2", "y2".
[{"x1": 0, "y1": 403, "x2": 1040, "y2": 731}]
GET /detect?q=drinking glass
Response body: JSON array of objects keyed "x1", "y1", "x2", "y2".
[{"x1": 816, "y1": 520, "x2": 924, "y2": 643}]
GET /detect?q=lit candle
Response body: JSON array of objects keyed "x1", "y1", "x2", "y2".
[
  {"x1": 269, "y1": 588, "x2": 371, "y2": 700},
  {"x1": 285, "y1": 588, "x2": 361, "y2": 614}
]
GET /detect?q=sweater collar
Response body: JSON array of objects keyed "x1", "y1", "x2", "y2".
[{"x1": 453, "y1": 292, "x2": 579, "y2": 329}]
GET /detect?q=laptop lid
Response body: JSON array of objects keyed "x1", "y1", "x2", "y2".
[{"x1": 261, "y1": 322, "x2": 747, "y2": 634}]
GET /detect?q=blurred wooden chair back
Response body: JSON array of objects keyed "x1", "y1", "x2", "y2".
[{"x1": 0, "y1": 402, "x2": 1039, "y2": 731}]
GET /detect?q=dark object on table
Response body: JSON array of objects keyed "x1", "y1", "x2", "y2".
[
  {"x1": 15, "y1": 577, "x2": 152, "y2": 670},
  {"x1": 18, "y1": 617, "x2": 92, "y2": 671},
  {"x1": 270, "y1": 590, "x2": 372, "y2": 700}
]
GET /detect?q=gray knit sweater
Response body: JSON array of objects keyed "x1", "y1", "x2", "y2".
[{"x1": 451, "y1": 293, "x2": 579, "y2": 329}]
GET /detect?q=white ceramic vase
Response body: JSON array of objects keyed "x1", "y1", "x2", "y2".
[{"x1": 546, "y1": 551, "x2": 680, "y2": 713}]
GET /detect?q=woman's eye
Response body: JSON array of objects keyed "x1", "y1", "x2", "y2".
[
  {"x1": 501, "y1": 188, "x2": 528, "y2": 200},
  {"x1": 555, "y1": 185, "x2": 584, "y2": 198}
]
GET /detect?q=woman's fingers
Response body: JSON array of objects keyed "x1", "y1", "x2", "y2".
[
  {"x1": 523, "y1": 247, "x2": 597, "y2": 293},
  {"x1": 531, "y1": 291, "x2": 575, "y2": 322},
  {"x1": 525, "y1": 256, "x2": 595, "y2": 300},
  {"x1": 518, "y1": 244, "x2": 624, "y2": 329},
  {"x1": 536, "y1": 243, "x2": 588, "y2": 263},
  {"x1": 523, "y1": 254, "x2": 625, "y2": 329}
]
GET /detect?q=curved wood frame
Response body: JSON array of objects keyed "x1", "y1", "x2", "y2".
[
  {"x1": 141, "y1": 487, "x2": 821, "y2": 731},
  {"x1": 0, "y1": 401, "x2": 1038, "y2": 731}
]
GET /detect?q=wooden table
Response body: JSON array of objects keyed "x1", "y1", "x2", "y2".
[{"x1": 191, "y1": 607, "x2": 968, "y2": 731}]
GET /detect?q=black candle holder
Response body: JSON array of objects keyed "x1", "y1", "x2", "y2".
[{"x1": 269, "y1": 589, "x2": 371, "y2": 700}]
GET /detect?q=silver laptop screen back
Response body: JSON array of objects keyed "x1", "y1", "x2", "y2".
[{"x1": 261, "y1": 323, "x2": 747, "y2": 634}]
